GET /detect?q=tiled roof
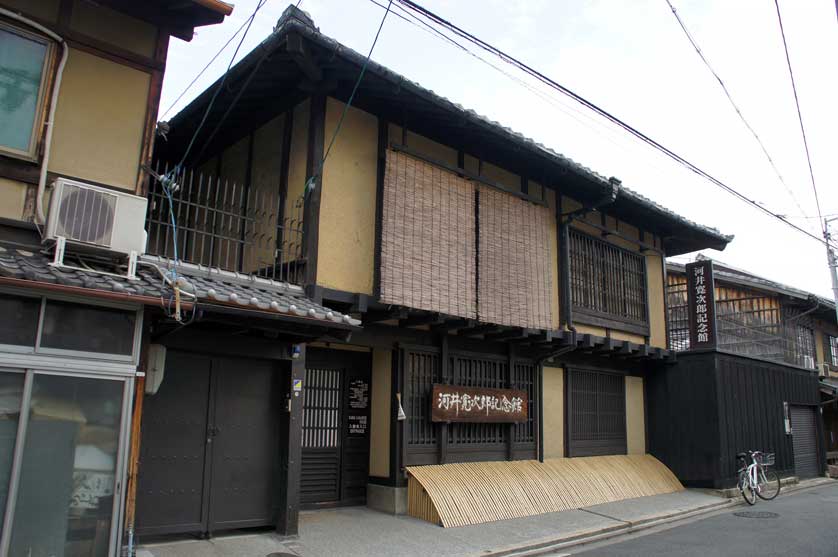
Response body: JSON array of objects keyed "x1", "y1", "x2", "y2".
[{"x1": 0, "y1": 245, "x2": 361, "y2": 328}]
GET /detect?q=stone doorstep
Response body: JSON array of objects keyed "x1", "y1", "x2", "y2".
[{"x1": 468, "y1": 498, "x2": 735, "y2": 557}]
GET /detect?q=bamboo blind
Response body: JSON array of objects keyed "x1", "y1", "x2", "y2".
[
  {"x1": 380, "y1": 150, "x2": 477, "y2": 318},
  {"x1": 407, "y1": 455, "x2": 684, "y2": 527},
  {"x1": 478, "y1": 185, "x2": 553, "y2": 329}
]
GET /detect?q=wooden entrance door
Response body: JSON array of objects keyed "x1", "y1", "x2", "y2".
[
  {"x1": 300, "y1": 349, "x2": 371, "y2": 508},
  {"x1": 136, "y1": 351, "x2": 282, "y2": 537},
  {"x1": 567, "y1": 369, "x2": 627, "y2": 457}
]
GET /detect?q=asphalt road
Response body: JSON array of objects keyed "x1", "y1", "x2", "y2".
[{"x1": 570, "y1": 483, "x2": 838, "y2": 557}]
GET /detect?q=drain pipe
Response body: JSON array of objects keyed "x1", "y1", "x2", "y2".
[
  {"x1": 559, "y1": 177, "x2": 622, "y2": 332},
  {"x1": 0, "y1": 8, "x2": 69, "y2": 225}
]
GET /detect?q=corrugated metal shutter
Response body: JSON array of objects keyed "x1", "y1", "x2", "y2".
[
  {"x1": 478, "y1": 186, "x2": 553, "y2": 329},
  {"x1": 790, "y1": 405, "x2": 819, "y2": 479},
  {"x1": 568, "y1": 369, "x2": 627, "y2": 457},
  {"x1": 380, "y1": 150, "x2": 477, "y2": 318}
]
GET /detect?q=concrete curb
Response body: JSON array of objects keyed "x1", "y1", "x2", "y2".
[{"x1": 471, "y1": 498, "x2": 735, "y2": 557}]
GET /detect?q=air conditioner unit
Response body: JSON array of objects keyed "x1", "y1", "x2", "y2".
[{"x1": 44, "y1": 178, "x2": 147, "y2": 256}]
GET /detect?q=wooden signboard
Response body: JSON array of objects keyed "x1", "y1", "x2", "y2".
[
  {"x1": 430, "y1": 384, "x2": 528, "y2": 423},
  {"x1": 686, "y1": 259, "x2": 717, "y2": 350}
]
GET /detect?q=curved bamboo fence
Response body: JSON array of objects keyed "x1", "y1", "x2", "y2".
[{"x1": 407, "y1": 455, "x2": 684, "y2": 527}]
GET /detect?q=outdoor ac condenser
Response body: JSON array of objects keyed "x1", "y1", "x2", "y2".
[{"x1": 44, "y1": 178, "x2": 148, "y2": 256}]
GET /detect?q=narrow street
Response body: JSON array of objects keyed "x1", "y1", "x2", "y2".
[{"x1": 568, "y1": 484, "x2": 838, "y2": 556}]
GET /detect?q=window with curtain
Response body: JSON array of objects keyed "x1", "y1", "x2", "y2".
[{"x1": 0, "y1": 23, "x2": 52, "y2": 160}]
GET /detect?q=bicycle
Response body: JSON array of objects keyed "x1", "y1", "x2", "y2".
[{"x1": 736, "y1": 450, "x2": 781, "y2": 505}]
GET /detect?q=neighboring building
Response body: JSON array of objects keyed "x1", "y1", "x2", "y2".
[
  {"x1": 655, "y1": 257, "x2": 835, "y2": 488},
  {"x1": 0, "y1": 2, "x2": 364, "y2": 556},
  {"x1": 140, "y1": 5, "x2": 732, "y2": 538}
]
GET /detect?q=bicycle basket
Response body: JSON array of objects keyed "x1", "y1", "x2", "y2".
[{"x1": 757, "y1": 453, "x2": 775, "y2": 466}]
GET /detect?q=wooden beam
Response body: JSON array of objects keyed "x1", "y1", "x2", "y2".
[
  {"x1": 432, "y1": 318, "x2": 476, "y2": 332},
  {"x1": 485, "y1": 328, "x2": 534, "y2": 342},
  {"x1": 286, "y1": 32, "x2": 323, "y2": 83},
  {"x1": 400, "y1": 312, "x2": 445, "y2": 328},
  {"x1": 364, "y1": 308, "x2": 408, "y2": 323},
  {"x1": 458, "y1": 324, "x2": 506, "y2": 338},
  {"x1": 509, "y1": 330, "x2": 553, "y2": 345},
  {"x1": 302, "y1": 93, "x2": 326, "y2": 287}
]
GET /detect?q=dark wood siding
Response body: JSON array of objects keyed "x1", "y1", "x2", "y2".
[{"x1": 647, "y1": 350, "x2": 822, "y2": 488}]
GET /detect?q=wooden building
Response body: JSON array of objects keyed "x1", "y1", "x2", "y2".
[
  {"x1": 0, "y1": 1, "x2": 362, "y2": 555},
  {"x1": 656, "y1": 258, "x2": 836, "y2": 487},
  {"x1": 142, "y1": 5, "x2": 732, "y2": 535}
]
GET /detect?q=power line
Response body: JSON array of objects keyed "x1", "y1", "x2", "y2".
[
  {"x1": 664, "y1": 0, "x2": 808, "y2": 221},
  {"x1": 159, "y1": 11, "x2": 256, "y2": 120},
  {"x1": 393, "y1": 0, "x2": 837, "y2": 250},
  {"x1": 773, "y1": 0, "x2": 824, "y2": 231},
  {"x1": 314, "y1": 0, "x2": 393, "y2": 185}
]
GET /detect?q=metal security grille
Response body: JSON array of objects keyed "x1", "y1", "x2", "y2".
[
  {"x1": 568, "y1": 369, "x2": 626, "y2": 457},
  {"x1": 302, "y1": 368, "x2": 341, "y2": 449},
  {"x1": 790, "y1": 405, "x2": 819, "y2": 478},
  {"x1": 569, "y1": 228, "x2": 647, "y2": 325}
]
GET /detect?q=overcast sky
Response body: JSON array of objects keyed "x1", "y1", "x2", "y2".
[{"x1": 160, "y1": 0, "x2": 838, "y2": 299}]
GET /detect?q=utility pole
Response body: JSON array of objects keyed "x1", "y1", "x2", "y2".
[{"x1": 826, "y1": 217, "x2": 838, "y2": 324}]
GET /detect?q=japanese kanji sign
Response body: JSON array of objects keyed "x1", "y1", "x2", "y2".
[
  {"x1": 431, "y1": 384, "x2": 528, "y2": 423},
  {"x1": 686, "y1": 260, "x2": 717, "y2": 350}
]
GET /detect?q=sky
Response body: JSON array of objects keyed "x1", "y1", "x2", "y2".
[{"x1": 160, "y1": 0, "x2": 838, "y2": 299}]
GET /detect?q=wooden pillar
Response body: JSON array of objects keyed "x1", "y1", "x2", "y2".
[
  {"x1": 277, "y1": 345, "x2": 305, "y2": 535},
  {"x1": 438, "y1": 335, "x2": 449, "y2": 464},
  {"x1": 303, "y1": 93, "x2": 326, "y2": 289},
  {"x1": 123, "y1": 319, "x2": 151, "y2": 546},
  {"x1": 506, "y1": 344, "x2": 515, "y2": 461},
  {"x1": 373, "y1": 118, "x2": 388, "y2": 298}
]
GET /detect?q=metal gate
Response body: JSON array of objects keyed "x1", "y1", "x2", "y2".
[
  {"x1": 136, "y1": 351, "x2": 281, "y2": 536},
  {"x1": 567, "y1": 369, "x2": 627, "y2": 457},
  {"x1": 790, "y1": 405, "x2": 819, "y2": 479},
  {"x1": 300, "y1": 349, "x2": 371, "y2": 508}
]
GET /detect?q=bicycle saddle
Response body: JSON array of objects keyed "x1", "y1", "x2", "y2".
[{"x1": 736, "y1": 452, "x2": 747, "y2": 459}]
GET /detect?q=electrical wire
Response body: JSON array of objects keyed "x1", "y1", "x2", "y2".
[
  {"x1": 314, "y1": 0, "x2": 393, "y2": 190},
  {"x1": 773, "y1": 0, "x2": 824, "y2": 232},
  {"x1": 664, "y1": 0, "x2": 807, "y2": 221},
  {"x1": 393, "y1": 0, "x2": 837, "y2": 250},
  {"x1": 159, "y1": 13, "x2": 257, "y2": 120}
]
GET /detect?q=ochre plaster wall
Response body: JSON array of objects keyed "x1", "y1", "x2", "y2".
[
  {"x1": 49, "y1": 48, "x2": 150, "y2": 191},
  {"x1": 0, "y1": 178, "x2": 27, "y2": 220},
  {"x1": 646, "y1": 253, "x2": 666, "y2": 348},
  {"x1": 318, "y1": 98, "x2": 378, "y2": 295},
  {"x1": 543, "y1": 366, "x2": 564, "y2": 458},
  {"x1": 625, "y1": 375, "x2": 646, "y2": 455},
  {"x1": 69, "y1": 0, "x2": 157, "y2": 58},
  {"x1": 369, "y1": 347, "x2": 392, "y2": 478}
]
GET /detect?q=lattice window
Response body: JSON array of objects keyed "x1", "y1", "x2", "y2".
[
  {"x1": 568, "y1": 369, "x2": 626, "y2": 456},
  {"x1": 828, "y1": 335, "x2": 838, "y2": 368},
  {"x1": 512, "y1": 362, "x2": 536, "y2": 444},
  {"x1": 302, "y1": 368, "x2": 341, "y2": 448},
  {"x1": 405, "y1": 350, "x2": 439, "y2": 447},
  {"x1": 569, "y1": 228, "x2": 647, "y2": 325},
  {"x1": 791, "y1": 324, "x2": 816, "y2": 369},
  {"x1": 666, "y1": 273, "x2": 689, "y2": 351},
  {"x1": 449, "y1": 355, "x2": 507, "y2": 447}
]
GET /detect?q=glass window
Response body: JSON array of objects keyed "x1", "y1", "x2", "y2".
[
  {"x1": 0, "y1": 294, "x2": 40, "y2": 347},
  {"x1": 41, "y1": 300, "x2": 136, "y2": 356},
  {"x1": 0, "y1": 371, "x2": 24, "y2": 540},
  {"x1": 0, "y1": 24, "x2": 50, "y2": 158},
  {"x1": 8, "y1": 374, "x2": 124, "y2": 557}
]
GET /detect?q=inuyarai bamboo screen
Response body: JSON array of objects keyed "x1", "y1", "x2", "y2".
[
  {"x1": 478, "y1": 186, "x2": 553, "y2": 329},
  {"x1": 380, "y1": 150, "x2": 477, "y2": 318}
]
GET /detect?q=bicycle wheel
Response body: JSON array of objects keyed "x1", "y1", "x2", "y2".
[
  {"x1": 756, "y1": 467, "x2": 781, "y2": 500},
  {"x1": 739, "y1": 471, "x2": 756, "y2": 505}
]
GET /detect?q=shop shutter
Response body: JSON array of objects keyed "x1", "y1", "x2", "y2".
[
  {"x1": 380, "y1": 150, "x2": 477, "y2": 318},
  {"x1": 790, "y1": 405, "x2": 819, "y2": 479},
  {"x1": 478, "y1": 186, "x2": 553, "y2": 329}
]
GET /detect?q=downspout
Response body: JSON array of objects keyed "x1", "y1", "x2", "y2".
[
  {"x1": 0, "y1": 8, "x2": 69, "y2": 225},
  {"x1": 559, "y1": 177, "x2": 622, "y2": 332}
]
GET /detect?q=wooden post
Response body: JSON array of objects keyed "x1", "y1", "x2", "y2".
[
  {"x1": 303, "y1": 93, "x2": 326, "y2": 289},
  {"x1": 123, "y1": 325, "x2": 150, "y2": 551},
  {"x1": 277, "y1": 345, "x2": 305, "y2": 535},
  {"x1": 438, "y1": 334, "x2": 449, "y2": 465},
  {"x1": 507, "y1": 344, "x2": 515, "y2": 461}
]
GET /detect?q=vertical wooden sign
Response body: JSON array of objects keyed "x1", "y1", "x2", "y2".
[{"x1": 686, "y1": 259, "x2": 717, "y2": 350}]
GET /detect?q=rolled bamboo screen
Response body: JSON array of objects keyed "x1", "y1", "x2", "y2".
[
  {"x1": 478, "y1": 186, "x2": 553, "y2": 329},
  {"x1": 380, "y1": 150, "x2": 477, "y2": 318}
]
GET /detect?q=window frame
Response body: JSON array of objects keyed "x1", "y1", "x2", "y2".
[
  {"x1": 827, "y1": 334, "x2": 838, "y2": 368},
  {"x1": 568, "y1": 227, "x2": 650, "y2": 332},
  {"x1": 0, "y1": 19, "x2": 56, "y2": 162}
]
